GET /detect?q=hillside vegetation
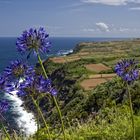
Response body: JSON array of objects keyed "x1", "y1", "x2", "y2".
[{"x1": 21, "y1": 39, "x2": 140, "y2": 139}]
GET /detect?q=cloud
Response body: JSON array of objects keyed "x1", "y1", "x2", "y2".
[
  {"x1": 112, "y1": 26, "x2": 139, "y2": 33},
  {"x1": 129, "y1": 7, "x2": 140, "y2": 10},
  {"x1": 82, "y1": 22, "x2": 140, "y2": 35},
  {"x1": 96, "y1": 22, "x2": 110, "y2": 32},
  {"x1": 119, "y1": 27, "x2": 129, "y2": 32},
  {"x1": 81, "y1": 0, "x2": 140, "y2": 6}
]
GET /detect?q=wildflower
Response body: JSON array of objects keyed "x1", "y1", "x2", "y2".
[
  {"x1": 17, "y1": 76, "x2": 35, "y2": 96},
  {"x1": 115, "y1": 59, "x2": 139, "y2": 140},
  {"x1": 4, "y1": 60, "x2": 33, "y2": 82},
  {"x1": 36, "y1": 76, "x2": 57, "y2": 96},
  {"x1": 0, "y1": 75, "x2": 15, "y2": 94},
  {"x1": 16, "y1": 27, "x2": 51, "y2": 56},
  {"x1": 50, "y1": 88, "x2": 57, "y2": 96},
  {"x1": 36, "y1": 76, "x2": 51, "y2": 92},
  {"x1": 0, "y1": 100, "x2": 9, "y2": 113},
  {"x1": 0, "y1": 76, "x2": 5, "y2": 91},
  {"x1": 115, "y1": 59, "x2": 139, "y2": 83},
  {"x1": 3, "y1": 60, "x2": 34, "y2": 94},
  {"x1": 17, "y1": 75, "x2": 57, "y2": 96}
]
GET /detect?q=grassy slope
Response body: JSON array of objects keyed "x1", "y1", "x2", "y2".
[{"x1": 22, "y1": 39, "x2": 140, "y2": 139}]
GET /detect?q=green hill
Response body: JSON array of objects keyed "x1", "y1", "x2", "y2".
[{"x1": 23, "y1": 39, "x2": 140, "y2": 139}]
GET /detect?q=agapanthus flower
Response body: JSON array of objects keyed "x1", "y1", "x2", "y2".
[
  {"x1": 0, "y1": 75, "x2": 15, "y2": 94},
  {"x1": 4, "y1": 83, "x2": 17, "y2": 94},
  {"x1": 17, "y1": 75, "x2": 57, "y2": 96},
  {"x1": 36, "y1": 76, "x2": 57, "y2": 96},
  {"x1": 0, "y1": 76, "x2": 5, "y2": 91},
  {"x1": 4, "y1": 60, "x2": 34, "y2": 82},
  {"x1": 115, "y1": 59, "x2": 139, "y2": 82},
  {"x1": 17, "y1": 76, "x2": 35, "y2": 96},
  {"x1": 0, "y1": 100, "x2": 9, "y2": 113},
  {"x1": 16, "y1": 27, "x2": 51, "y2": 56}
]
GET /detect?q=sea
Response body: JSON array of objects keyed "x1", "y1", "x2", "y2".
[{"x1": 0, "y1": 37, "x2": 129, "y2": 136}]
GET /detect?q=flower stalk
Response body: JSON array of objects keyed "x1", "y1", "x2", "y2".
[
  {"x1": 127, "y1": 84, "x2": 136, "y2": 140},
  {"x1": 37, "y1": 54, "x2": 66, "y2": 140},
  {"x1": 36, "y1": 99, "x2": 39, "y2": 140},
  {"x1": 115, "y1": 59, "x2": 138, "y2": 140},
  {"x1": 30, "y1": 94, "x2": 51, "y2": 140}
]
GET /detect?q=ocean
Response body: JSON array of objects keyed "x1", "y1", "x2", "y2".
[
  {"x1": 0, "y1": 37, "x2": 129, "y2": 135},
  {"x1": 0, "y1": 37, "x2": 129, "y2": 72}
]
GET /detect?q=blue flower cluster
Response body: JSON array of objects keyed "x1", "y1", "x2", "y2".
[
  {"x1": 115, "y1": 59, "x2": 139, "y2": 82},
  {"x1": 4, "y1": 60, "x2": 33, "y2": 82},
  {"x1": 0, "y1": 76, "x2": 5, "y2": 91},
  {"x1": 17, "y1": 75, "x2": 57, "y2": 96},
  {"x1": 0, "y1": 27, "x2": 57, "y2": 113},
  {"x1": 0, "y1": 100, "x2": 9, "y2": 113},
  {"x1": 16, "y1": 27, "x2": 51, "y2": 55}
]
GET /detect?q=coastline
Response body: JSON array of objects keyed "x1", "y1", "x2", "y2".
[
  {"x1": 1, "y1": 38, "x2": 140, "y2": 136},
  {"x1": 4, "y1": 90, "x2": 37, "y2": 136},
  {"x1": 22, "y1": 39, "x2": 140, "y2": 127}
]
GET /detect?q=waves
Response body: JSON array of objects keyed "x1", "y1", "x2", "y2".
[
  {"x1": 57, "y1": 49, "x2": 73, "y2": 56},
  {"x1": 4, "y1": 90, "x2": 37, "y2": 136}
]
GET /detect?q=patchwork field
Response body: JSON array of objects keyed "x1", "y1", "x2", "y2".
[
  {"x1": 49, "y1": 39, "x2": 140, "y2": 90},
  {"x1": 41, "y1": 39, "x2": 140, "y2": 139},
  {"x1": 88, "y1": 73, "x2": 116, "y2": 79},
  {"x1": 85, "y1": 63, "x2": 111, "y2": 73},
  {"x1": 49, "y1": 56, "x2": 81, "y2": 63},
  {"x1": 80, "y1": 73, "x2": 116, "y2": 90}
]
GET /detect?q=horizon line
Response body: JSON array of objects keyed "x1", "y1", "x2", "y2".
[{"x1": 0, "y1": 36, "x2": 137, "y2": 38}]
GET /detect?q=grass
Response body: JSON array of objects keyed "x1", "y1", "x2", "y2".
[{"x1": 1, "y1": 105, "x2": 140, "y2": 140}]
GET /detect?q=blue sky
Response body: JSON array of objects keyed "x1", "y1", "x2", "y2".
[{"x1": 0, "y1": 0, "x2": 140, "y2": 37}]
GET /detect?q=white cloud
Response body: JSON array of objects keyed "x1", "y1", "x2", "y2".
[
  {"x1": 96, "y1": 22, "x2": 110, "y2": 32},
  {"x1": 81, "y1": 0, "x2": 140, "y2": 6},
  {"x1": 119, "y1": 27, "x2": 129, "y2": 32},
  {"x1": 112, "y1": 26, "x2": 139, "y2": 32},
  {"x1": 82, "y1": 23, "x2": 140, "y2": 35},
  {"x1": 129, "y1": 7, "x2": 140, "y2": 10}
]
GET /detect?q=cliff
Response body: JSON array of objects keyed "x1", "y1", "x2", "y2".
[{"x1": 23, "y1": 39, "x2": 140, "y2": 129}]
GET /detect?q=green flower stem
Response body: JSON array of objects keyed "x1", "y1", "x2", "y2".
[
  {"x1": 30, "y1": 94, "x2": 51, "y2": 140},
  {"x1": 37, "y1": 54, "x2": 66, "y2": 140},
  {"x1": 0, "y1": 114, "x2": 18, "y2": 140},
  {"x1": 1, "y1": 122, "x2": 11, "y2": 140},
  {"x1": 37, "y1": 54, "x2": 48, "y2": 78},
  {"x1": 52, "y1": 96, "x2": 66, "y2": 139},
  {"x1": 37, "y1": 99, "x2": 39, "y2": 140},
  {"x1": 127, "y1": 84, "x2": 136, "y2": 140}
]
